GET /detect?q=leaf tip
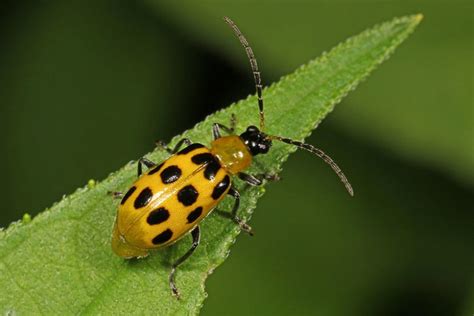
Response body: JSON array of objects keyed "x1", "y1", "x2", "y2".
[
  {"x1": 414, "y1": 13, "x2": 424, "y2": 23},
  {"x1": 407, "y1": 13, "x2": 424, "y2": 30}
]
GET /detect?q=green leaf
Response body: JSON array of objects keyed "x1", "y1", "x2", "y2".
[{"x1": 0, "y1": 15, "x2": 421, "y2": 314}]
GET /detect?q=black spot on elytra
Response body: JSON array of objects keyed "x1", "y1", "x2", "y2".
[
  {"x1": 121, "y1": 186, "x2": 136, "y2": 205},
  {"x1": 148, "y1": 162, "x2": 164, "y2": 175},
  {"x1": 204, "y1": 161, "x2": 221, "y2": 180},
  {"x1": 187, "y1": 207, "x2": 203, "y2": 223},
  {"x1": 147, "y1": 207, "x2": 170, "y2": 225},
  {"x1": 191, "y1": 153, "x2": 221, "y2": 180},
  {"x1": 191, "y1": 153, "x2": 214, "y2": 164},
  {"x1": 212, "y1": 175, "x2": 230, "y2": 200},
  {"x1": 177, "y1": 143, "x2": 205, "y2": 155},
  {"x1": 134, "y1": 187, "x2": 153, "y2": 209},
  {"x1": 152, "y1": 228, "x2": 173, "y2": 245},
  {"x1": 177, "y1": 185, "x2": 199, "y2": 206},
  {"x1": 160, "y1": 165, "x2": 182, "y2": 184}
]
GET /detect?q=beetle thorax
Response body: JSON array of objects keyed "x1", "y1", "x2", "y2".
[{"x1": 210, "y1": 135, "x2": 252, "y2": 174}]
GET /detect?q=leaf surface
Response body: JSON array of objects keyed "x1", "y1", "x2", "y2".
[{"x1": 0, "y1": 15, "x2": 421, "y2": 315}]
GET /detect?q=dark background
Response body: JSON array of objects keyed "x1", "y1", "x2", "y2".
[{"x1": 1, "y1": 1, "x2": 472, "y2": 315}]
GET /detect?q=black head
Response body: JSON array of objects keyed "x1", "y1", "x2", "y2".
[{"x1": 239, "y1": 125, "x2": 272, "y2": 156}]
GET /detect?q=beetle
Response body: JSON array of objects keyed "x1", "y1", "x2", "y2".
[{"x1": 111, "y1": 16, "x2": 353, "y2": 298}]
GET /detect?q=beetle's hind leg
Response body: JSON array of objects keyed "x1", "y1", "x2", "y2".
[
  {"x1": 137, "y1": 157, "x2": 156, "y2": 177},
  {"x1": 169, "y1": 226, "x2": 201, "y2": 299},
  {"x1": 155, "y1": 138, "x2": 192, "y2": 154},
  {"x1": 108, "y1": 158, "x2": 157, "y2": 197},
  {"x1": 216, "y1": 187, "x2": 253, "y2": 235}
]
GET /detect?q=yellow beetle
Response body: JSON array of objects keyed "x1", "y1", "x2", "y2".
[{"x1": 111, "y1": 16, "x2": 353, "y2": 298}]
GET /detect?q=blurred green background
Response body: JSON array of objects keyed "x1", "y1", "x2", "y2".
[{"x1": 1, "y1": 1, "x2": 472, "y2": 315}]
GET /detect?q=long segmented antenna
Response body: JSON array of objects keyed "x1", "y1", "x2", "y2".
[
  {"x1": 224, "y1": 16, "x2": 265, "y2": 131},
  {"x1": 270, "y1": 136, "x2": 354, "y2": 196}
]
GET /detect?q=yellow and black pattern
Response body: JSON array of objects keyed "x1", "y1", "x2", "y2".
[
  {"x1": 110, "y1": 16, "x2": 353, "y2": 299},
  {"x1": 115, "y1": 143, "x2": 231, "y2": 252}
]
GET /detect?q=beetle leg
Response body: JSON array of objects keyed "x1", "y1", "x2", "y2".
[
  {"x1": 155, "y1": 138, "x2": 192, "y2": 154},
  {"x1": 238, "y1": 172, "x2": 262, "y2": 186},
  {"x1": 107, "y1": 191, "x2": 123, "y2": 199},
  {"x1": 216, "y1": 187, "x2": 253, "y2": 235},
  {"x1": 238, "y1": 172, "x2": 280, "y2": 186},
  {"x1": 171, "y1": 138, "x2": 192, "y2": 154},
  {"x1": 169, "y1": 226, "x2": 200, "y2": 299},
  {"x1": 137, "y1": 157, "x2": 156, "y2": 177},
  {"x1": 212, "y1": 123, "x2": 222, "y2": 140},
  {"x1": 212, "y1": 114, "x2": 236, "y2": 140}
]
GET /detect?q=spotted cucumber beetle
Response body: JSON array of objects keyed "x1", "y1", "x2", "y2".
[{"x1": 111, "y1": 16, "x2": 353, "y2": 298}]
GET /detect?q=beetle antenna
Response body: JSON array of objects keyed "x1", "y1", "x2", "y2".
[
  {"x1": 269, "y1": 135, "x2": 354, "y2": 196},
  {"x1": 224, "y1": 16, "x2": 265, "y2": 131}
]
